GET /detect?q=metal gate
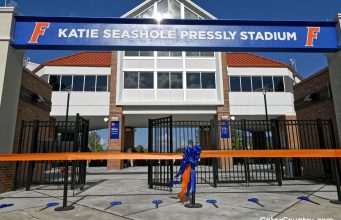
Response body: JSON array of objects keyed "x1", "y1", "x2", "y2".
[
  {"x1": 148, "y1": 116, "x2": 173, "y2": 190},
  {"x1": 14, "y1": 114, "x2": 89, "y2": 190},
  {"x1": 148, "y1": 116, "x2": 336, "y2": 189}
]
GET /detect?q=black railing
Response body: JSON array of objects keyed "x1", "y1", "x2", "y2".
[
  {"x1": 148, "y1": 116, "x2": 338, "y2": 189},
  {"x1": 14, "y1": 114, "x2": 89, "y2": 191}
]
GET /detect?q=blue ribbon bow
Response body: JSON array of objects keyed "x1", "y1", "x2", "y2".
[{"x1": 175, "y1": 145, "x2": 202, "y2": 198}]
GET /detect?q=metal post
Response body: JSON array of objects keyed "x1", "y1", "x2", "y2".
[
  {"x1": 271, "y1": 119, "x2": 283, "y2": 186},
  {"x1": 241, "y1": 119, "x2": 250, "y2": 185},
  {"x1": 148, "y1": 119, "x2": 153, "y2": 189},
  {"x1": 169, "y1": 116, "x2": 173, "y2": 190},
  {"x1": 328, "y1": 119, "x2": 341, "y2": 204},
  {"x1": 211, "y1": 119, "x2": 218, "y2": 188},
  {"x1": 26, "y1": 120, "x2": 39, "y2": 191},
  {"x1": 55, "y1": 89, "x2": 74, "y2": 211},
  {"x1": 263, "y1": 90, "x2": 269, "y2": 123}
]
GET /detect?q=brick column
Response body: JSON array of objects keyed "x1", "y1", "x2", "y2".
[
  {"x1": 216, "y1": 53, "x2": 233, "y2": 169},
  {"x1": 107, "y1": 52, "x2": 124, "y2": 170}
]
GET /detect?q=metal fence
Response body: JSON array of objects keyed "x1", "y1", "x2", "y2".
[
  {"x1": 14, "y1": 114, "x2": 89, "y2": 190},
  {"x1": 148, "y1": 116, "x2": 338, "y2": 190}
]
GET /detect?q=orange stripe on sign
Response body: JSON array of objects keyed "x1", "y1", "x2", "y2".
[{"x1": 0, "y1": 150, "x2": 341, "y2": 161}]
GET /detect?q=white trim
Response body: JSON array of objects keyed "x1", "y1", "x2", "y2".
[{"x1": 123, "y1": 110, "x2": 217, "y2": 114}]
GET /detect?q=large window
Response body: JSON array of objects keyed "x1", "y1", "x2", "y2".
[
  {"x1": 49, "y1": 75, "x2": 60, "y2": 91},
  {"x1": 185, "y1": 8, "x2": 200, "y2": 19},
  {"x1": 262, "y1": 76, "x2": 274, "y2": 92},
  {"x1": 124, "y1": 72, "x2": 154, "y2": 89},
  {"x1": 73, "y1": 76, "x2": 84, "y2": 91},
  {"x1": 157, "y1": 72, "x2": 182, "y2": 89},
  {"x1": 273, "y1": 76, "x2": 285, "y2": 92},
  {"x1": 84, "y1": 76, "x2": 96, "y2": 91},
  {"x1": 241, "y1": 76, "x2": 252, "y2": 92},
  {"x1": 96, "y1": 76, "x2": 108, "y2": 91},
  {"x1": 157, "y1": 51, "x2": 182, "y2": 57},
  {"x1": 187, "y1": 72, "x2": 215, "y2": 89},
  {"x1": 252, "y1": 76, "x2": 262, "y2": 92},
  {"x1": 49, "y1": 75, "x2": 108, "y2": 92},
  {"x1": 125, "y1": 51, "x2": 154, "y2": 57},
  {"x1": 157, "y1": 0, "x2": 181, "y2": 19},
  {"x1": 186, "y1": 51, "x2": 214, "y2": 57},
  {"x1": 230, "y1": 76, "x2": 241, "y2": 92},
  {"x1": 230, "y1": 76, "x2": 286, "y2": 92}
]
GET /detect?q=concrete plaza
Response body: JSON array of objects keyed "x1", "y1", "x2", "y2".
[{"x1": 0, "y1": 167, "x2": 340, "y2": 220}]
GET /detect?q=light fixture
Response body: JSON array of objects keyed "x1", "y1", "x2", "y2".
[
  {"x1": 230, "y1": 116, "x2": 236, "y2": 121},
  {"x1": 103, "y1": 117, "x2": 109, "y2": 123},
  {"x1": 154, "y1": 13, "x2": 169, "y2": 23},
  {"x1": 221, "y1": 116, "x2": 229, "y2": 121},
  {"x1": 111, "y1": 116, "x2": 119, "y2": 122}
]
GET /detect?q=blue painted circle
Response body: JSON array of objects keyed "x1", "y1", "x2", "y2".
[
  {"x1": 47, "y1": 202, "x2": 59, "y2": 207},
  {"x1": 206, "y1": 200, "x2": 217, "y2": 204},
  {"x1": 152, "y1": 200, "x2": 163, "y2": 205},
  {"x1": 110, "y1": 201, "x2": 122, "y2": 206}
]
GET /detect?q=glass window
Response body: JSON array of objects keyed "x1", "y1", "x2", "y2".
[
  {"x1": 49, "y1": 75, "x2": 60, "y2": 91},
  {"x1": 252, "y1": 76, "x2": 262, "y2": 92},
  {"x1": 139, "y1": 72, "x2": 154, "y2": 89},
  {"x1": 200, "y1": 52, "x2": 214, "y2": 57},
  {"x1": 140, "y1": 51, "x2": 154, "y2": 56},
  {"x1": 185, "y1": 8, "x2": 199, "y2": 19},
  {"x1": 125, "y1": 51, "x2": 139, "y2": 56},
  {"x1": 157, "y1": 51, "x2": 170, "y2": 57},
  {"x1": 73, "y1": 75, "x2": 84, "y2": 91},
  {"x1": 60, "y1": 75, "x2": 72, "y2": 91},
  {"x1": 170, "y1": 51, "x2": 182, "y2": 56},
  {"x1": 96, "y1": 76, "x2": 108, "y2": 91},
  {"x1": 273, "y1": 76, "x2": 285, "y2": 92},
  {"x1": 140, "y1": 6, "x2": 154, "y2": 18},
  {"x1": 230, "y1": 76, "x2": 241, "y2": 92},
  {"x1": 186, "y1": 51, "x2": 200, "y2": 57},
  {"x1": 84, "y1": 76, "x2": 96, "y2": 91},
  {"x1": 158, "y1": 72, "x2": 169, "y2": 89},
  {"x1": 157, "y1": 0, "x2": 168, "y2": 15},
  {"x1": 241, "y1": 76, "x2": 252, "y2": 92},
  {"x1": 201, "y1": 73, "x2": 216, "y2": 89},
  {"x1": 124, "y1": 72, "x2": 138, "y2": 89},
  {"x1": 187, "y1": 73, "x2": 200, "y2": 89},
  {"x1": 169, "y1": 0, "x2": 181, "y2": 19},
  {"x1": 262, "y1": 76, "x2": 274, "y2": 91},
  {"x1": 171, "y1": 72, "x2": 182, "y2": 89}
]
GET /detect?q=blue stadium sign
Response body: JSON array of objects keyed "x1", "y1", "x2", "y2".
[{"x1": 12, "y1": 16, "x2": 339, "y2": 52}]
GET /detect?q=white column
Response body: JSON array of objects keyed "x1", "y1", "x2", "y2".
[
  {"x1": 327, "y1": 13, "x2": 341, "y2": 146},
  {"x1": 0, "y1": 7, "x2": 24, "y2": 153}
]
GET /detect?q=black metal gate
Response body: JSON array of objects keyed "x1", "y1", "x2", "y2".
[
  {"x1": 148, "y1": 116, "x2": 173, "y2": 190},
  {"x1": 14, "y1": 114, "x2": 89, "y2": 190},
  {"x1": 148, "y1": 116, "x2": 336, "y2": 189}
]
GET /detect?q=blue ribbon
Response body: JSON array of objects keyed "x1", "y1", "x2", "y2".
[
  {"x1": 0, "y1": 204, "x2": 14, "y2": 209},
  {"x1": 175, "y1": 145, "x2": 202, "y2": 197}
]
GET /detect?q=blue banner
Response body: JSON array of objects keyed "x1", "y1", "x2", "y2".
[
  {"x1": 12, "y1": 17, "x2": 339, "y2": 52},
  {"x1": 221, "y1": 121, "x2": 230, "y2": 139},
  {"x1": 110, "y1": 121, "x2": 120, "y2": 139}
]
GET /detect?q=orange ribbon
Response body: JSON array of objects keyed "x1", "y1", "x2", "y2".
[{"x1": 0, "y1": 150, "x2": 341, "y2": 161}]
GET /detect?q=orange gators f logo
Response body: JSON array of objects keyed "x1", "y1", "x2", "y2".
[
  {"x1": 305, "y1": 27, "x2": 320, "y2": 47},
  {"x1": 29, "y1": 22, "x2": 50, "y2": 43}
]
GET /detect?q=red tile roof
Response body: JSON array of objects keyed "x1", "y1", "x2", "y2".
[
  {"x1": 33, "y1": 52, "x2": 303, "y2": 80},
  {"x1": 226, "y1": 53, "x2": 287, "y2": 67},
  {"x1": 33, "y1": 52, "x2": 112, "y2": 73}
]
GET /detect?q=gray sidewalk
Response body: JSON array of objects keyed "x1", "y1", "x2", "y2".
[{"x1": 0, "y1": 167, "x2": 340, "y2": 220}]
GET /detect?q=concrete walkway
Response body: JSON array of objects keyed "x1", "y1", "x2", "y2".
[{"x1": 0, "y1": 167, "x2": 340, "y2": 220}]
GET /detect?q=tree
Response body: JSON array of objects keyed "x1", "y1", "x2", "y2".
[
  {"x1": 88, "y1": 132, "x2": 104, "y2": 152},
  {"x1": 135, "y1": 145, "x2": 146, "y2": 152}
]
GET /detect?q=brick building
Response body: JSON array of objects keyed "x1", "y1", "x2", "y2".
[
  {"x1": 294, "y1": 67, "x2": 340, "y2": 148},
  {"x1": 0, "y1": 67, "x2": 52, "y2": 193}
]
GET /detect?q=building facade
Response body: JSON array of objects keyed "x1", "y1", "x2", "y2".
[
  {"x1": 33, "y1": 0, "x2": 302, "y2": 169},
  {"x1": 0, "y1": 68, "x2": 52, "y2": 192},
  {"x1": 294, "y1": 67, "x2": 340, "y2": 148}
]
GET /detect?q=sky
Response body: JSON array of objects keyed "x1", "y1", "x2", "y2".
[{"x1": 6, "y1": 0, "x2": 341, "y2": 148}]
